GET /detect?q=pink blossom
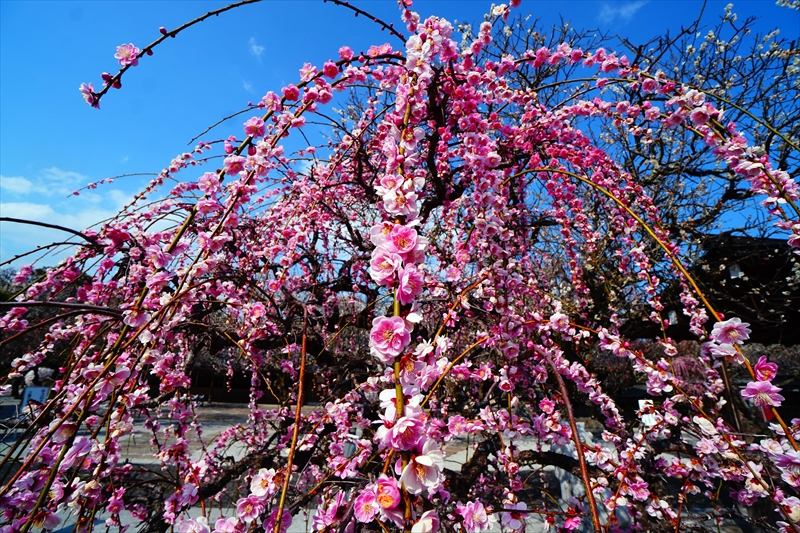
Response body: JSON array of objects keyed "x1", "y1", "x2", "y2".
[
  {"x1": 198, "y1": 172, "x2": 221, "y2": 194},
  {"x1": 741, "y1": 381, "x2": 784, "y2": 407},
  {"x1": 628, "y1": 480, "x2": 650, "y2": 501},
  {"x1": 379, "y1": 388, "x2": 423, "y2": 421},
  {"x1": 282, "y1": 84, "x2": 300, "y2": 101},
  {"x1": 197, "y1": 199, "x2": 220, "y2": 215},
  {"x1": 214, "y1": 517, "x2": 243, "y2": 533},
  {"x1": 385, "y1": 224, "x2": 418, "y2": 255},
  {"x1": 370, "y1": 316, "x2": 411, "y2": 361},
  {"x1": 383, "y1": 188, "x2": 419, "y2": 218},
  {"x1": 123, "y1": 308, "x2": 151, "y2": 329},
  {"x1": 773, "y1": 451, "x2": 800, "y2": 487},
  {"x1": 569, "y1": 49, "x2": 584, "y2": 63},
  {"x1": 382, "y1": 415, "x2": 424, "y2": 451},
  {"x1": 375, "y1": 475, "x2": 401, "y2": 510},
  {"x1": 107, "y1": 488, "x2": 126, "y2": 514},
  {"x1": 62, "y1": 437, "x2": 92, "y2": 469},
  {"x1": 236, "y1": 495, "x2": 265, "y2": 523},
  {"x1": 641, "y1": 78, "x2": 660, "y2": 93},
  {"x1": 456, "y1": 501, "x2": 493, "y2": 533},
  {"x1": 397, "y1": 265, "x2": 424, "y2": 305},
  {"x1": 299, "y1": 62, "x2": 317, "y2": 81},
  {"x1": 411, "y1": 510, "x2": 439, "y2": 533},
  {"x1": 313, "y1": 491, "x2": 346, "y2": 531},
  {"x1": 51, "y1": 421, "x2": 78, "y2": 444},
  {"x1": 370, "y1": 221, "x2": 395, "y2": 247},
  {"x1": 710, "y1": 317, "x2": 751, "y2": 345},
  {"x1": 369, "y1": 249, "x2": 402, "y2": 286},
  {"x1": 115, "y1": 43, "x2": 140, "y2": 66},
  {"x1": 261, "y1": 91, "x2": 282, "y2": 112},
  {"x1": 500, "y1": 501, "x2": 526, "y2": 531},
  {"x1": 754, "y1": 356, "x2": 778, "y2": 382},
  {"x1": 338, "y1": 46, "x2": 354, "y2": 60},
  {"x1": 264, "y1": 508, "x2": 292, "y2": 533},
  {"x1": 243, "y1": 117, "x2": 266, "y2": 138},
  {"x1": 250, "y1": 468, "x2": 278, "y2": 498},
  {"x1": 79, "y1": 83, "x2": 99, "y2": 108},
  {"x1": 323, "y1": 60, "x2": 339, "y2": 78},
  {"x1": 780, "y1": 495, "x2": 800, "y2": 523},
  {"x1": 690, "y1": 105, "x2": 712, "y2": 126},
  {"x1": 147, "y1": 245, "x2": 172, "y2": 269},
  {"x1": 706, "y1": 342, "x2": 743, "y2": 364},
  {"x1": 33, "y1": 510, "x2": 61, "y2": 531},
  {"x1": 177, "y1": 517, "x2": 210, "y2": 533},
  {"x1": 353, "y1": 489, "x2": 378, "y2": 522},
  {"x1": 224, "y1": 155, "x2": 246, "y2": 176},
  {"x1": 399, "y1": 439, "x2": 444, "y2": 494}
]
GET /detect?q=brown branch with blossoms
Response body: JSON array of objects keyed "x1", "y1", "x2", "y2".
[{"x1": 79, "y1": 0, "x2": 263, "y2": 108}]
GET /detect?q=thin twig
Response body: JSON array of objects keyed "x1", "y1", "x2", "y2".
[
  {"x1": 0, "y1": 217, "x2": 100, "y2": 246},
  {"x1": 323, "y1": 0, "x2": 406, "y2": 43},
  {"x1": 90, "y1": 0, "x2": 263, "y2": 108},
  {"x1": 0, "y1": 301, "x2": 122, "y2": 317},
  {"x1": 188, "y1": 106, "x2": 258, "y2": 145}
]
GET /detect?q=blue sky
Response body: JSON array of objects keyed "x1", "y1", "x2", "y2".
[{"x1": 1, "y1": 0, "x2": 797, "y2": 268}]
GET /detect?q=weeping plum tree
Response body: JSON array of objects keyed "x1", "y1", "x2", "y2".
[{"x1": 1, "y1": 1, "x2": 800, "y2": 532}]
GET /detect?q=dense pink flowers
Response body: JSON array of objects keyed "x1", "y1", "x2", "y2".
[
  {"x1": 338, "y1": 46, "x2": 354, "y2": 60},
  {"x1": 115, "y1": 43, "x2": 140, "y2": 66},
  {"x1": 323, "y1": 60, "x2": 339, "y2": 78},
  {"x1": 774, "y1": 451, "x2": 800, "y2": 487},
  {"x1": 380, "y1": 415, "x2": 425, "y2": 450},
  {"x1": 25, "y1": 3, "x2": 800, "y2": 532},
  {"x1": 122, "y1": 308, "x2": 150, "y2": 328},
  {"x1": 264, "y1": 509, "x2": 292, "y2": 533},
  {"x1": 223, "y1": 155, "x2": 246, "y2": 175},
  {"x1": 176, "y1": 517, "x2": 210, "y2": 533}
]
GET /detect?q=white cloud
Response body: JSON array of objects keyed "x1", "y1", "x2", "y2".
[
  {"x1": 0, "y1": 167, "x2": 90, "y2": 198},
  {"x1": 0, "y1": 176, "x2": 34, "y2": 194},
  {"x1": 0, "y1": 168, "x2": 140, "y2": 266},
  {"x1": 597, "y1": 1, "x2": 648, "y2": 24},
  {"x1": 0, "y1": 201, "x2": 119, "y2": 266},
  {"x1": 249, "y1": 37, "x2": 265, "y2": 61},
  {"x1": 242, "y1": 80, "x2": 255, "y2": 94}
]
